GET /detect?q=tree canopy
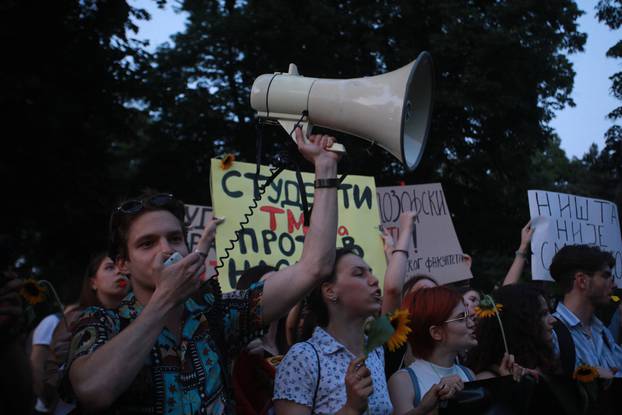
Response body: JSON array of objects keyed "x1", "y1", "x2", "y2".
[{"x1": 1, "y1": 0, "x2": 618, "y2": 298}]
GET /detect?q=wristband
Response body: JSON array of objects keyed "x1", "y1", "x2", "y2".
[
  {"x1": 314, "y1": 178, "x2": 340, "y2": 189},
  {"x1": 515, "y1": 250, "x2": 528, "y2": 258},
  {"x1": 392, "y1": 249, "x2": 409, "y2": 257}
]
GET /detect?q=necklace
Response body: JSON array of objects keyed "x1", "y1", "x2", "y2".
[{"x1": 427, "y1": 360, "x2": 456, "y2": 382}]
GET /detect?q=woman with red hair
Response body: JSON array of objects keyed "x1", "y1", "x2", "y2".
[{"x1": 388, "y1": 286, "x2": 477, "y2": 415}]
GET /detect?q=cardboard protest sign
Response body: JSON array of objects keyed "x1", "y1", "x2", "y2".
[
  {"x1": 376, "y1": 183, "x2": 472, "y2": 285},
  {"x1": 528, "y1": 190, "x2": 622, "y2": 286},
  {"x1": 210, "y1": 159, "x2": 386, "y2": 292},
  {"x1": 184, "y1": 204, "x2": 218, "y2": 280}
]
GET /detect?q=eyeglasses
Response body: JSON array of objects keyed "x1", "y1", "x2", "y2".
[{"x1": 443, "y1": 311, "x2": 471, "y2": 324}]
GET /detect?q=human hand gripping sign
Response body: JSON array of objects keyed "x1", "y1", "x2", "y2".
[{"x1": 518, "y1": 220, "x2": 534, "y2": 255}]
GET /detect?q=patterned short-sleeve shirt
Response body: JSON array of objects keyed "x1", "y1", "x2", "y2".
[
  {"x1": 273, "y1": 326, "x2": 393, "y2": 415},
  {"x1": 67, "y1": 281, "x2": 265, "y2": 415}
]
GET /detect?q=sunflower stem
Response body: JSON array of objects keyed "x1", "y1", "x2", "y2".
[
  {"x1": 38, "y1": 280, "x2": 68, "y2": 328},
  {"x1": 494, "y1": 305, "x2": 509, "y2": 355}
]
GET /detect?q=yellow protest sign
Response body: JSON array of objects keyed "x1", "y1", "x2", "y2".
[{"x1": 210, "y1": 159, "x2": 386, "y2": 292}]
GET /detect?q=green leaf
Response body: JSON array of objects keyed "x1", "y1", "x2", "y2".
[{"x1": 364, "y1": 315, "x2": 395, "y2": 356}]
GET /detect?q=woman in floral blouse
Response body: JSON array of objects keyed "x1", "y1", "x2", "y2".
[{"x1": 273, "y1": 248, "x2": 392, "y2": 415}]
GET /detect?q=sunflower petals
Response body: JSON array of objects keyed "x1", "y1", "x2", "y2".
[
  {"x1": 220, "y1": 154, "x2": 235, "y2": 170},
  {"x1": 20, "y1": 278, "x2": 47, "y2": 305},
  {"x1": 573, "y1": 364, "x2": 599, "y2": 383}
]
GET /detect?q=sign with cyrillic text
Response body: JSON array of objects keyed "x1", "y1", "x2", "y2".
[
  {"x1": 528, "y1": 190, "x2": 622, "y2": 286},
  {"x1": 184, "y1": 204, "x2": 218, "y2": 280},
  {"x1": 376, "y1": 183, "x2": 472, "y2": 285},
  {"x1": 210, "y1": 159, "x2": 386, "y2": 292}
]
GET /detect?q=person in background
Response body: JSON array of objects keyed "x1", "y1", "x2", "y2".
[
  {"x1": 78, "y1": 252, "x2": 131, "y2": 309},
  {"x1": 388, "y1": 286, "x2": 476, "y2": 415},
  {"x1": 549, "y1": 244, "x2": 622, "y2": 378},
  {"x1": 379, "y1": 212, "x2": 430, "y2": 378},
  {"x1": 459, "y1": 220, "x2": 532, "y2": 317},
  {"x1": 31, "y1": 312, "x2": 64, "y2": 414},
  {"x1": 233, "y1": 264, "x2": 289, "y2": 415},
  {"x1": 0, "y1": 270, "x2": 34, "y2": 414},
  {"x1": 380, "y1": 211, "x2": 418, "y2": 314},
  {"x1": 502, "y1": 220, "x2": 534, "y2": 286},
  {"x1": 466, "y1": 284, "x2": 554, "y2": 379},
  {"x1": 462, "y1": 289, "x2": 481, "y2": 318},
  {"x1": 608, "y1": 295, "x2": 622, "y2": 344},
  {"x1": 32, "y1": 252, "x2": 130, "y2": 414}
]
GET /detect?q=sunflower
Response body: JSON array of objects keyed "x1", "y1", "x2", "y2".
[
  {"x1": 219, "y1": 153, "x2": 235, "y2": 170},
  {"x1": 474, "y1": 303, "x2": 503, "y2": 318},
  {"x1": 20, "y1": 278, "x2": 47, "y2": 305},
  {"x1": 476, "y1": 294, "x2": 509, "y2": 355},
  {"x1": 573, "y1": 364, "x2": 599, "y2": 383},
  {"x1": 611, "y1": 295, "x2": 620, "y2": 303},
  {"x1": 387, "y1": 308, "x2": 412, "y2": 352},
  {"x1": 474, "y1": 293, "x2": 503, "y2": 318}
]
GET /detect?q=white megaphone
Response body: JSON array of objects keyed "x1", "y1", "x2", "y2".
[{"x1": 250, "y1": 52, "x2": 433, "y2": 171}]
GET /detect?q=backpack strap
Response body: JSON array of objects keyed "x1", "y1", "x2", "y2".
[
  {"x1": 553, "y1": 318, "x2": 576, "y2": 376},
  {"x1": 304, "y1": 341, "x2": 321, "y2": 413},
  {"x1": 404, "y1": 367, "x2": 422, "y2": 407},
  {"x1": 457, "y1": 364, "x2": 475, "y2": 382}
]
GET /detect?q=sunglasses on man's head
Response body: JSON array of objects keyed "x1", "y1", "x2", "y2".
[
  {"x1": 114, "y1": 193, "x2": 180, "y2": 214},
  {"x1": 110, "y1": 193, "x2": 186, "y2": 226}
]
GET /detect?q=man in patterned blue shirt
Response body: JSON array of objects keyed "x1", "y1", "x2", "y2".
[
  {"x1": 67, "y1": 129, "x2": 342, "y2": 414},
  {"x1": 549, "y1": 244, "x2": 622, "y2": 378}
]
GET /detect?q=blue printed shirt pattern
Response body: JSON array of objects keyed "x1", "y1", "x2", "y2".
[{"x1": 67, "y1": 282, "x2": 265, "y2": 414}]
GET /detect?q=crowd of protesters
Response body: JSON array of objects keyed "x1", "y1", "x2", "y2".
[{"x1": 1, "y1": 128, "x2": 621, "y2": 414}]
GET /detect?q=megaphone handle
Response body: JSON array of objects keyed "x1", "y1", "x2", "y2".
[
  {"x1": 305, "y1": 122, "x2": 347, "y2": 154},
  {"x1": 326, "y1": 142, "x2": 346, "y2": 153},
  {"x1": 278, "y1": 118, "x2": 347, "y2": 154}
]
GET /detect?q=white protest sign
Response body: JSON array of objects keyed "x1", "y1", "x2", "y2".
[
  {"x1": 377, "y1": 183, "x2": 472, "y2": 285},
  {"x1": 528, "y1": 190, "x2": 622, "y2": 286},
  {"x1": 184, "y1": 204, "x2": 218, "y2": 280}
]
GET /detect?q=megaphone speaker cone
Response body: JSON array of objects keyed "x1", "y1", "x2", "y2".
[{"x1": 402, "y1": 51, "x2": 434, "y2": 171}]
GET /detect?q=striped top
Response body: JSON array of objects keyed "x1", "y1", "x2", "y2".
[{"x1": 552, "y1": 302, "x2": 622, "y2": 377}]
